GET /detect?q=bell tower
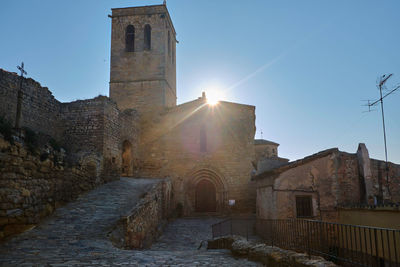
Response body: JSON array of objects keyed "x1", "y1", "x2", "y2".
[{"x1": 109, "y1": 4, "x2": 177, "y2": 113}]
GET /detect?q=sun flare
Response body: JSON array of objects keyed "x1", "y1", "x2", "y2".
[{"x1": 205, "y1": 88, "x2": 224, "y2": 106}]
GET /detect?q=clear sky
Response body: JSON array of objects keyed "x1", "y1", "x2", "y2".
[{"x1": 1, "y1": 0, "x2": 399, "y2": 163}]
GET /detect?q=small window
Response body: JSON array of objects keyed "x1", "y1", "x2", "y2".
[
  {"x1": 144, "y1": 24, "x2": 151, "y2": 50},
  {"x1": 200, "y1": 125, "x2": 207, "y2": 152},
  {"x1": 296, "y1": 196, "x2": 313, "y2": 218},
  {"x1": 172, "y1": 45, "x2": 175, "y2": 64},
  {"x1": 125, "y1": 25, "x2": 135, "y2": 52},
  {"x1": 168, "y1": 31, "x2": 171, "y2": 56}
]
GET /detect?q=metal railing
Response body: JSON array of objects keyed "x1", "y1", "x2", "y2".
[
  {"x1": 212, "y1": 218, "x2": 256, "y2": 240},
  {"x1": 211, "y1": 218, "x2": 400, "y2": 267}
]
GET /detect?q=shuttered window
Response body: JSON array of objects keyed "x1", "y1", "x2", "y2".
[{"x1": 296, "y1": 196, "x2": 313, "y2": 218}]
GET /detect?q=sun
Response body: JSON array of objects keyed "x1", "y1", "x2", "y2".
[
  {"x1": 205, "y1": 88, "x2": 224, "y2": 106},
  {"x1": 207, "y1": 95, "x2": 219, "y2": 105}
]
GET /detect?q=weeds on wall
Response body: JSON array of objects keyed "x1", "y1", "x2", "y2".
[
  {"x1": 0, "y1": 116, "x2": 13, "y2": 144},
  {"x1": 49, "y1": 138, "x2": 61, "y2": 152},
  {"x1": 23, "y1": 127, "x2": 38, "y2": 154}
]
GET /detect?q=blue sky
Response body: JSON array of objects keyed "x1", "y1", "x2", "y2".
[{"x1": 1, "y1": 0, "x2": 399, "y2": 163}]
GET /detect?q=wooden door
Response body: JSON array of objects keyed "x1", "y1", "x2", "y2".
[{"x1": 195, "y1": 179, "x2": 216, "y2": 212}]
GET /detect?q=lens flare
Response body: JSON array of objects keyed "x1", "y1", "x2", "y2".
[{"x1": 206, "y1": 88, "x2": 224, "y2": 105}]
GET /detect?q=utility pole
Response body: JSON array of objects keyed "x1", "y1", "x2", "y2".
[
  {"x1": 15, "y1": 62, "x2": 27, "y2": 129},
  {"x1": 367, "y1": 73, "x2": 400, "y2": 202}
]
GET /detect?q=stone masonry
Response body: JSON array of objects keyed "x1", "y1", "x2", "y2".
[{"x1": 0, "y1": 135, "x2": 106, "y2": 240}]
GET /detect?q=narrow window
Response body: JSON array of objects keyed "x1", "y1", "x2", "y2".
[
  {"x1": 125, "y1": 25, "x2": 135, "y2": 52},
  {"x1": 296, "y1": 196, "x2": 313, "y2": 218},
  {"x1": 168, "y1": 31, "x2": 171, "y2": 56},
  {"x1": 144, "y1": 24, "x2": 151, "y2": 50},
  {"x1": 172, "y1": 45, "x2": 175, "y2": 64},
  {"x1": 200, "y1": 125, "x2": 207, "y2": 152}
]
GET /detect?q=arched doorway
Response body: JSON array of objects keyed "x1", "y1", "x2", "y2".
[
  {"x1": 121, "y1": 140, "x2": 133, "y2": 176},
  {"x1": 195, "y1": 179, "x2": 216, "y2": 212}
]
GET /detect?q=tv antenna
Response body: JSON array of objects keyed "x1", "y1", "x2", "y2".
[{"x1": 365, "y1": 73, "x2": 400, "y2": 200}]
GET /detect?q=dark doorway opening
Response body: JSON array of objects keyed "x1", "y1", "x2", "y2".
[{"x1": 122, "y1": 140, "x2": 133, "y2": 176}]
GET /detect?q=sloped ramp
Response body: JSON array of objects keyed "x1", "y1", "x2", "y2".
[{"x1": 0, "y1": 178, "x2": 260, "y2": 266}]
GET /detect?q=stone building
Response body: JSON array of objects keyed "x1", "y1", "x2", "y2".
[
  {"x1": 0, "y1": 3, "x2": 266, "y2": 219},
  {"x1": 253, "y1": 143, "x2": 400, "y2": 223},
  {"x1": 253, "y1": 139, "x2": 289, "y2": 176}
]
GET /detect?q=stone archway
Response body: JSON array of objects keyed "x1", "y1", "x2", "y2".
[
  {"x1": 195, "y1": 179, "x2": 217, "y2": 212},
  {"x1": 184, "y1": 167, "x2": 228, "y2": 215},
  {"x1": 121, "y1": 140, "x2": 133, "y2": 176}
]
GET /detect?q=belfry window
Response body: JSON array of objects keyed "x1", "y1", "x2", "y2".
[
  {"x1": 144, "y1": 24, "x2": 151, "y2": 50},
  {"x1": 125, "y1": 25, "x2": 135, "y2": 52},
  {"x1": 200, "y1": 125, "x2": 207, "y2": 152}
]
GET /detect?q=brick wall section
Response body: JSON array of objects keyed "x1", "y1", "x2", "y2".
[
  {"x1": 0, "y1": 69, "x2": 62, "y2": 139},
  {"x1": 123, "y1": 179, "x2": 172, "y2": 249},
  {"x1": 0, "y1": 137, "x2": 105, "y2": 240}
]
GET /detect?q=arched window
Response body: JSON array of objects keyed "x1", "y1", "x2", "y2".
[
  {"x1": 200, "y1": 125, "x2": 207, "y2": 152},
  {"x1": 168, "y1": 31, "x2": 171, "y2": 56},
  {"x1": 144, "y1": 24, "x2": 151, "y2": 50},
  {"x1": 125, "y1": 25, "x2": 135, "y2": 52}
]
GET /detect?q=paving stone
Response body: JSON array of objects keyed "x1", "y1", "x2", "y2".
[{"x1": 0, "y1": 178, "x2": 261, "y2": 266}]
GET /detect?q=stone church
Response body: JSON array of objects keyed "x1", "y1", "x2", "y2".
[
  {"x1": 108, "y1": 4, "x2": 258, "y2": 215},
  {"x1": 0, "y1": 4, "x2": 282, "y2": 217}
]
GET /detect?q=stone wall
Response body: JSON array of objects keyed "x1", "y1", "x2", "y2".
[
  {"x1": 60, "y1": 96, "x2": 140, "y2": 180},
  {"x1": 60, "y1": 97, "x2": 107, "y2": 154},
  {"x1": 0, "y1": 69, "x2": 140, "y2": 181},
  {"x1": 0, "y1": 69, "x2": 62, "y2": 139},
  {"x1": 136, "y1": 97, "x2": 256, "y2": 215},
  {"x1": 0, "y1": 136, "x2": 105, "y2": 240},
  {"x1": 117, "y1": 179, "x2": 172, "y2": 249}
]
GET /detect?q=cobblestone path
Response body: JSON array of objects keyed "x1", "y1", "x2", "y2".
[{"x1": 0, "y1": 178, "x2": 260, "y2": 266}]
